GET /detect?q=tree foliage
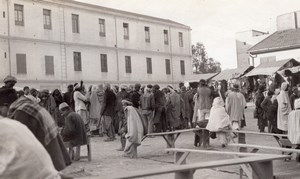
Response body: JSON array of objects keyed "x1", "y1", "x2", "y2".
[{"x1": 192, "y1": 42, "x2": 221, "y2": 74}]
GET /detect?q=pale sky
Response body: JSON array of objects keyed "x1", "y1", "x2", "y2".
[{"x1": 77, "y1": 0, "x2": 300, "y2": 70}]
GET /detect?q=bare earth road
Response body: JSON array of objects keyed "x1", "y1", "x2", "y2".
[{"x1": 62, "y1": 104, "x2": 300, "y2": 179}]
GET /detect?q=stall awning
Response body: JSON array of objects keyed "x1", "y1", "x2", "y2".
[
  {"x1": 186, "y1": 73, "x2": 218, "y2": 83},
  {"x1": 277, "y1": 66, "x2": 300, "y2": 74},
  {"x1": 244, "y1": 67, "x2": 281, "y2": 77},
  {"x1": 212, "y1": 66, "x2": 253, "y2": 81},
  {"x1": 244, "y1": 58, "x2": 300, "y2": 77}
]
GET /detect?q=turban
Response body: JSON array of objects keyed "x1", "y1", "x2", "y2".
[
  {"x1": 59, "y1": 102, "x2": 69, "y2": 111},
  {"x1": 3, "y1": 75, "x2": 17, "y2": 83},
  {"x1": 121, "y1": 99, "x2": 132, "y2": 105},
  {"x1": 74, "y1": 83, "x2": 80, "y2": 90}
]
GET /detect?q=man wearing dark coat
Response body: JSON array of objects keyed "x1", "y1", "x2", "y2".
[
  {"x1": 130, "y1": 83, "x2": 141, "y2": 109},
  {"x1": 0, "y1": 75, "x2": 18, "y2": 117},
  {"x1": 8, "y1": 96, "x2": 71, "y2": 171},
  {"x1": 59, "y1": 102, "x2": 87, "y2": 147},
  {"x1": 153, "y1": 84, "x2": 166, "y2": 132},
  {"x1": 255, "y1": 85, "x2": 266, "y2": 132},
  {"x1": 63, "y1": 84, "x2": 75, "y2": 110},
  {"x1": 101, "y1": 83, "x2": 117, "y2": 141},
  {"x1": 178, "y1": 86, "x2": 187, "y2": 129}
]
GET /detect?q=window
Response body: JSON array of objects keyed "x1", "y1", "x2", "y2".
[
  {"x1": 16, "y1": 54, "x2": 26, "y2": 74},
  {"x1": 14, "y1": 4, "x2": 24, "y2": 26},
  {"x1": 45, "y1": 56, "x2": 54, "y2": 75},
  {"x1": 73, "y1": 52, "x2": 82, "y2": 71},
  {"x1": 164, "y1": 30, "x2": 169, "y2": 45},
  {"x1": 72, "y1": 14, "x2": 79, "y2": 33},
  {"x1": 125, "y1": 56, "x2": 131, "y2": 73},
  {"x1": 99, "y1": 19, "x2": 106, "y2": 37},
  {"x1": 145, "y1": 26, "x2": 150, "y2": 43},
  {"x1": 123, "y1": 23, "x2": 129, "y2": 40},
  {"x1": 146, "y1": 58, "x2": 152, "y2": 74},
  {"x1": 180, "y1": 60, "x2": 185, "y2": 75},
  {"x1": 165, "y1": 59, "x2": 171, "y2": 75},
  {"x1": 43, "y1": 9, "x2": 51, "y2": 29},
  {"x1": 100, "y1": 54, "x2": 108, "y2": 72},
  {"x1": 3, "y1": 11, "x2": 5, "y2": 18},
  {"x1": 179, "y1": 32, "x2": 183, "y2": 47}
]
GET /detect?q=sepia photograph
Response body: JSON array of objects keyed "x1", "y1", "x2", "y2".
[{"x1": 1, "y1": 0, "x2": 300, "y2": 178}]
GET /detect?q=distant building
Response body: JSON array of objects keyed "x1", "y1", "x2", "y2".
[
  {"x1": 0, "y1": 0, "x2": 192, "y2": 90},
  {"x1": 248, "y1": 11, "x2": 300, "y2": 66},
  {"x1": 235, "y1": 30, "x2": 268, "y2": 68}
]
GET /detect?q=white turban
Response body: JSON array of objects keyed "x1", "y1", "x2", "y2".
[{"x1": 74, "y1": 83, "x2": 80, "y2": 90}]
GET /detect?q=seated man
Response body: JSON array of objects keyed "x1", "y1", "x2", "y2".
[
  {"x1": 7, "y1": 96, "x2": 71, "y2": 171},
  {"x1": 59, "y1": 102, "x2": 87, "y2": 149},
  {"x1": 0, "y1": 117, "x2": 61, "y2": 179}
]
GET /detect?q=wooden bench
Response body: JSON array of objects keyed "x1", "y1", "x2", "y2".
[
  {"x1": 198, "y1": 128, "x2": 291, "y2": 151},
  {"x1": 166, "y1": 148, "x2": 288, "y2": 179},
  {"x1": 142, "y1": 128, "x2": 206, "y2": 149},
  {"x1": 228, "y1": 143, "x2": 300, "y2": 154},
  {"x1": 228, "y1": 143, "x2": 300, "y2": 178},
  {"x1": 64, "y1": 136, "x2": 92, "y2": 161},
  {"x1": 115, "y1": 153, "x2": 289, "y2": 179}
]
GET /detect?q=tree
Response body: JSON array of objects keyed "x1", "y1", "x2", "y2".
[{"x1": 192, "y1": 42, "x2": 221, "y2": 73}]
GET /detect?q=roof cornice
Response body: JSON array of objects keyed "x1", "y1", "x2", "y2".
[{"x1": 249, "y1": 44, "x2": 300, "y2": 55}]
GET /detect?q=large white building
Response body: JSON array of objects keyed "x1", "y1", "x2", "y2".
[
  {"x1": 0, "y1": 0, "x2": 192, "y2": 90},
  {"x1": 235, "y1": 30, "x2": 269, "y2": 68},
  {"x1": 248, "y1": 11, "x2": 300, "y2": 66}
]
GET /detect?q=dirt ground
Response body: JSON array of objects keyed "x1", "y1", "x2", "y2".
[{"x1": 62, "y1": 103, "x2": 300, "y2": 179}]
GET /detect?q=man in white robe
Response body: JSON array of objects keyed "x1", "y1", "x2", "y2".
[
  {"x1": 288, "y1": 98, "x2": 300, "y2": 144},
  {"x1": 277, "y1": 82, "x2": 292, "y2": 132},
  {"x1": 122, "y1": 100, "x2": 144, "y2": 158}
]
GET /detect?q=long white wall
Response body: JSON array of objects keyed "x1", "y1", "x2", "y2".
[{"x1": 0, "y1": 0, "x2": 192, "y2": 90}]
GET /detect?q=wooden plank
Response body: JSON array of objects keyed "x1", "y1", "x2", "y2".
[
  {"x1": 175, "y1": 170, "x2": 194, "y2": 179},
  {"x1": 196, "y1": 127, "x2": 288, "y2": 137},
  {"x1": 229, "y1": 143, "x2": 300, "y2": 153},
  {"x1": 162, "y1": 135, "x2": 174, "y2": 148},
  {"x1": 167, "y1": 134, "x2": 176, "y2": 148},
  {"x1": 233, "y1": 154, "x2": 252, "y2": 179},
  {"x1": 146, "y1": 128, "x2": 202, "y2": 136},
  {"x1": 175, "y1": 151, "x2": 190, "y2": 165},
  {"x1": 250, "y1": 160, "x2": 273, "y2": 179},
  {"x1": 174, "y1": 133, "x2": 181, "y2": 141},
  {"x1": 165, "y1": 148, "x2": 281, "y2": 157},
  {"x1": 278, "y1": 139, "x2": 294, "y2": 147},
  {"x1": 115, "y1": 155, "x2": 289, "y2": 179},
  {"x1": 240, "y1": 163, "x2": 253, "y2": 179}
]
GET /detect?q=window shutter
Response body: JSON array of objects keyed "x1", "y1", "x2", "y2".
[
  {"x1": 180, "y1": 60, "x2": 185, "y2": 75},
  {"x1": 16, "y1": 54, "x2": 27, "y2": 74},
  {"x1": 125, "y1": 56, "x2": 131, "y2": 73},
  {"x1": 101, "y1": 54, "x2": 108, "y2": 72},
  {"x1": 146, "y1": 58, "x2": 152, "y2": 74},
  {"x1": 165, "y1": 59, "x2": 171, "y2": 75},
  {"x1": 45, "y1": 56, "x2": 54, "y2": 75}
]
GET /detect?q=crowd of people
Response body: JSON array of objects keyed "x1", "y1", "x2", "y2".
[
  {"x1": 255, "y1": 81, "x2": 300, "y2": 141},
  {"x1": 1, "y1": 74, "x2": 300, "y2": 177}
]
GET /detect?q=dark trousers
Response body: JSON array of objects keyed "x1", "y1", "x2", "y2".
[{"x1": 194, "y1": 120, "x2": 209, "y2": 147}]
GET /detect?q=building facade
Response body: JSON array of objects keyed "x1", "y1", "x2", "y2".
[
  {"x1": 0, "y1": 0, "x2": 192, "y2": 90},
  {"x1": 248, "y1": 11, "x2": 300, "y2": 66},
  {"x1": 235, "y1": 30, "x2": 268, "y2": 68}
]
